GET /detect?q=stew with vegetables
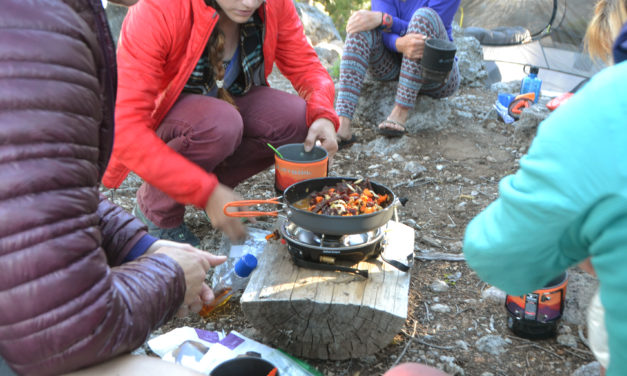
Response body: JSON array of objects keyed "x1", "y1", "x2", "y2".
[{"x1": 293, "y1": 178, "x2": 391, "y2": 216}]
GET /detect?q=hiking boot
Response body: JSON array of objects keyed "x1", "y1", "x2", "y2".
[{"x1": 133, "y1": 205, "x2": 200, "y2": 247}]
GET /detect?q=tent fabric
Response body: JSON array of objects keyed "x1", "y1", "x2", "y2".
[
  {"x1": 457, "y1": 0, "x2": 594, "y2": 50},
  {"x1": 457, "y1": 0, "x2": 604, "y2": 91},
  {"x1": 463, "y1": 26, "x2": 531, "y2": 46}
]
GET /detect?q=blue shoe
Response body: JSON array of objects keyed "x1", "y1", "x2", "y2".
[{"x1": 133, "y1": 205, "x2": 200, "y2": 247}]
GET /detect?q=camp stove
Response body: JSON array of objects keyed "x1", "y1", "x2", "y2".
[{"x1": 279, "y1": 220, "x2": 385, "y2": 278}]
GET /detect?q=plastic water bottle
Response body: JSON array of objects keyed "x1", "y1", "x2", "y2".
[
  {"x1": 199, "y1": 253, "x2": 258, "y2": 317},
  {"x1": 520, "y1": 65, "x2": 542, "y2": 103}
]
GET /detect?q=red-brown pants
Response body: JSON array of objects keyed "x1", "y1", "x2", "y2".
[{"x1": 137, "y1": 86, "x2": 308, "y2": 227}]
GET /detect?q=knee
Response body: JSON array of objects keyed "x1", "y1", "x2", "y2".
[
  {"x1": 345, "y1": 29, "x2": 379, "y2": 48},
  {"x1": 408, "y1": 7, "x2": 441, "y2": 36},
  {"x1": 193, "y1": 103, "x2": 243, "y2": 150},
  {"x1": 410, "y1": 7, "x2": 438, "y2": 23}
]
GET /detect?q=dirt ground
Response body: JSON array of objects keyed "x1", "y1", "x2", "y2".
[{"x1": 104, "y1": 83, "x2": 596, "y2": 375}]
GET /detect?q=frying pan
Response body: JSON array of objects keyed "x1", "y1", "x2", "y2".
[{"x1": 223, "y1": 177, "x2": 398, "y2": 235}]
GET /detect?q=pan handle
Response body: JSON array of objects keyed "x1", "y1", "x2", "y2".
[{"x1": 223, "y1": 197, "x2": 284, "y2": 217}]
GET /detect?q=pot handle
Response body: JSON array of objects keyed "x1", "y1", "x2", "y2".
[{"x1": 223, "y1": 197, "x2": 283, "y2": 217}]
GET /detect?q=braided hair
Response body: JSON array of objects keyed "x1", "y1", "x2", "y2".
[{"x1": 205, "y1": 0, "x2": 237, "y2": 106}]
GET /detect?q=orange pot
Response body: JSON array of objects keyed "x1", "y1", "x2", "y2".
[
  {"x1": 505, "y1": 272, "x2": 568, "y2": 339},
  {"x1": 274, "y1": 143, "x2": 328, "y2": 192}
]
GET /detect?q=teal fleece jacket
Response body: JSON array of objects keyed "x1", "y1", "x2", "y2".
[{"x1": 463, "y1": 60, "x2": 627, "y2": 375}]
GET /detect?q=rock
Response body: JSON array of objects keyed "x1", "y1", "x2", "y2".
[
  {"x1": 481, "y1": 286, "x2": 506, "y2": 304},
  {"x1": 556, "y1": 334, "x2": 578, "y2": 348},
  {"x1": 351, "y1": 78, "x2": 457, "y2": 134},
  {"x1": 490, "y1": 80, "x2": 520, "y2": 94},
  {"x1": 448, "y1": 241, "x2": 463, "y2": 252},
  {"x1": 558, "y1": 324, "x2": 572, "y2": 334},
  {"x1": 431, "y1": 304, "x2": 452, "y2": 313},
  {"x1": 314, "y1": 40, "x2": 344, "y2": 69},
  {"x1": 104, "y1": 4, "x2": 128, "y2": 45},
  {"x1": 404, "y1": 161, "x2": 427, "y2": 176},
  {"x1": 475, "y1": 335, "x2": 510, "y2": 355},
  {"x1": 572, "y1": 361, "x2": 602, "y2": 376},
  {"x1": 452, "y1": 25, "x2": 488, "y2": 87},
  {"x1": 456, "y1": 110, "x2": 474, "y2": 119},
  {"x1": 455, "y1": 340, "x2": 470, "y2": 351},
  {"x1": 446, "y1": 271, "x2": 462, "y2": 283},
  {"x1": 239, "y1": 327, "x2": 260, "y2": 340},
  {"x1": 430, "y1": 280, "x2": 450, "y2": 292},
  {"x1": 294, "y1": 2, "x2": 342, "y2": 46},
  {"x1": 351, "y1": 136, "x2": 415, "y2": 156},
  {"x1": 440, "y1": 355, "x2": 465, "y2": 376},
  {"x1": 405, "y1": 218, "x2": 419, "y2": 228},
  {"x1": 563, "y1": 269, "x2": 599, "y2": 325},
  {"x1": 421, "y1": 235, "x2": 442, "y2": 248},
  {"x1": 513, "y1": 102, "x2": 551, "y2": 144}
]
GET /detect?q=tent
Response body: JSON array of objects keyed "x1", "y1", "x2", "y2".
[{"x1": 456, "y1": 0, "x2": 607, "y2": 94}]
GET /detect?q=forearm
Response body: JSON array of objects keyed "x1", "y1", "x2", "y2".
[{"x1": 98, "y1": 195, "x2": 153, "y2": 265}]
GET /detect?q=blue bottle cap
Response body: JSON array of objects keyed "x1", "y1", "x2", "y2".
[{"x1": 234, "y1": 254, "x2": 258, "y2": 277}]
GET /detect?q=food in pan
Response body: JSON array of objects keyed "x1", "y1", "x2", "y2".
[{"x1": 293, "y1": 179, "x2": 391, "y2": 216}]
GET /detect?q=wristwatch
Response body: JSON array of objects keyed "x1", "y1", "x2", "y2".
[{"x1": 378, "y1": 12, "x2": 393, "y2": 32}]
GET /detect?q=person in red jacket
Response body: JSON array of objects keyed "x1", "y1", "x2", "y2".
[{"x1": 102, "y1": 0, "x2": 340, "y2": 246}]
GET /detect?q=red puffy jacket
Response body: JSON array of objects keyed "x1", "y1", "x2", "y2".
[
  {"x1": 102, "y1": 0, "x2": 339, "y2": 208},
  {"x1": 0, "y1": 1, "x2": 184, "y2": 374}
]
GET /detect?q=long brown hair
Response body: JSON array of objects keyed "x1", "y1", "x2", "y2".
[
  {"x1": 584, "y1": 0, "x2": 627, "y2": 63},
  {"x1": 205, "y1": 0, "x2": 237, "y2": 106}
]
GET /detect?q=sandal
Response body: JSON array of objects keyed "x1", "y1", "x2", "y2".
[
  {"x1": 337, "y1": 134, "x2": 358, "y2": 150},
  {"x1": 377, "y1": 118, "x2": 407, "y2": 137}
]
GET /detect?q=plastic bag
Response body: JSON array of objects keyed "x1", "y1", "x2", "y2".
[
  {"x1": 587, "y1": 289, "x2": 609, "y2": 368},
  {"x1": 494, "y1": 93, "x2": 515, "y2": 124}
]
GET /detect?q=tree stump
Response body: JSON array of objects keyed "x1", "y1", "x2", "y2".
[{"x1": 241, "y1": 221, "x2": 413, "y2": 360}]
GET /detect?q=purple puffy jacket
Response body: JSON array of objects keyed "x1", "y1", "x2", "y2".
[{"x1": 0, "y1": 1, "x2": 185, "y2": 374}]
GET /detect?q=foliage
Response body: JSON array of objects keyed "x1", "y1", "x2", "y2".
[
  {"x1": 329, "y1": 58, "x2": 341, "y2": 79},
  {"x1": 298, "y1": 0, "x2": 371, "y2": 39}
]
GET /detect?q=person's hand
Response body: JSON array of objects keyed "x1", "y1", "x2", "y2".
[
  {"x1": 154, "y1": 245, "x2": 227, "y2": 317},
  {"x1": 205, "y1": 183, "x2": 248, "y2": 243},
  {"x1": 346, "y1": 10, "x2": 383, "y2": 34},
  {"x1": 396, "y1": 33, "x2": 428, "y2": 60},
  {"x1": 304, "y1": 118, "x2": 338, "y2": 163}
]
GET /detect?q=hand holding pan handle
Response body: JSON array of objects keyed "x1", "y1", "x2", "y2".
[{"x1": 223, "y1": 198, "x2": 284, "y2": 217}]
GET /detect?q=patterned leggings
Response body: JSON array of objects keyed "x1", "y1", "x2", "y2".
[{"x1": 336, "y1": 7, "x2": 460, "y2": 119}]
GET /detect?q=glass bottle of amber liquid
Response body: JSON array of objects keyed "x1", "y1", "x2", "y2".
[{"x1": 199, "y1": 254, "x2": 258, "y2": 317}]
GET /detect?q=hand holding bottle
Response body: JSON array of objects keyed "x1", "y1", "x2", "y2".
[
  {"x1": 154, "y1": 245, "x2": 227, "y2": 317},
  {"x1": 199, "y1": 254, "x2": 258, "y2": 317}
]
